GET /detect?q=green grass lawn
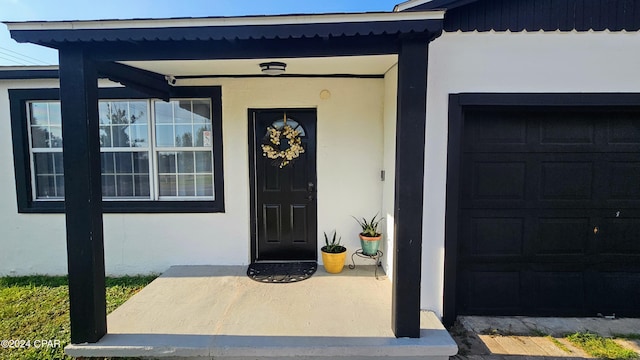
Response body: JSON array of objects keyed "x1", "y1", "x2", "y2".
[
  {"x1": 0, "y1": 275, "x2": 157, "y2": 360},
  {"x1": 567, "y1": 332, "x2": 639, "y2": 360}
]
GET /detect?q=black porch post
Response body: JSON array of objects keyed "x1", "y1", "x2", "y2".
[
  {"x1": 59, "y1": 48, "x2": 107, "y2": 344},
  {"x1": 392, "y1": 38, "x2": 429, "y2": 338}
]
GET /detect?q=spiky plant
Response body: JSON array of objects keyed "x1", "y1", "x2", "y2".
[
  {"x1": 322, "y1": 231, "x2": 346, "y2": 253},
  {"x1": 353, "y1": 214, "x2": 384, "y2": 237}
]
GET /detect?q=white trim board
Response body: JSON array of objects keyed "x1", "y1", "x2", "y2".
[{"x1": 5, "y1": 11, "x2": 445, "y2": 31}]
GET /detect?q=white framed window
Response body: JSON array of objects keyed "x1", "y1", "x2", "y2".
[
  {"x1": 154, "y1": 99, "x2": 214, "y2": 199},
  {"x1": 26, "y1": 97, "x2": 215, "y2": 202},
  {"x1": 27, "y1": 101, "x2": 64, "y2": 199}
]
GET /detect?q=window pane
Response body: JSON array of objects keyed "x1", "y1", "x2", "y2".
[
  {"x1": 99, "y1": 102, "x2": 110, "y2": 124},
  {"x1": 101, "y1": 153, "x2": 115, "y2": 174},
  {"x1": 53, "y1": 153, "x2": 64, "y2": 174},
  {"x1": 194, "y1": 124, "x2": 213, "y2": 147},
  {"x1": 100, "y1": 152, "x2": 150, "y2": 199},
  {"x1": 49, "y1": 126, "x2": 62, "y2": 148},
  {"x1": 105, "y1": 102, "x2": 130, "y2": 125},
  {"x1": 158, "y1": 152, "x2": 176, "y2": 173},
  {"x1": 116, "y1": 175, "x2": 134, "y2": 197},
  {"x1": 34, "y1": 153, "x2": 54, "y2": 175},
  {"x1": 31, "y1": 126, "x2": 49, "y2": 148},
  {"x1": 175, "y1": 101, "x2": 192, "y2": 123},
  {"x1": 129, "y1": 124, "x2": 148, "y2": 147},
  {"x1": 100, "y1": 126, "x2": 112, "y2": 147},
  {"x1": 134, "y1": 175, "x2": 150, "y2": 197},
  {"x1": 155, "y1": 99, "x2": 211, "y2": 149},
  {"x1": 155, "y1": 101, "x2": 173, "y2": 124},
  {"x1": 177, "y1": 151, "x2": 194, "y2": 173},
  {"x1": 159, "y1": 175, "x2": 177, "y2": 196},
  {"x1": 196, "y1": 175, "x2": 213, "y2": 196},
  {"x1": 112, "y1": 125, "x2": 130, "y2": 147},
  {"x1": 129, "y1": 101, "x2": 148, "y2": 125},
  {"x1": 175, "y1": 125, "x2": 193, "y2": 147},
  {"x1": 195, "y1": 151, "x2": 212, "y2": 173},
  {"x1": 115, "y1": 152, "x2": 133, "y2": 173},
  {"x1": 48, "y1": 103, "x2": 61, "y2": 125},
  {"x1": 102, "y1": 175, "x2": 116, "y2": 197},
  {"x1": 30, "y1": 103, "x2": 49, "y2": 125},
  {"x1": 178, "y1": 175, "x2": 195, "y2": 196},
  {"x1": 156, "y1": 124, "x2": 174, "y2": 147},
  {"x1": 133, "y1": 152, "x2": 149, "y2": 173},
  {"x1": 100, "y1": 101, "x2": 149, "y2": 149},
  {"x1": 36, "y1": 175, "x2": 58, "y2": 198},
  {"x1": 55, "y1": 175, "x2": 65, "y2": 197},
  {"x1": 192, "y1": 100, "x2": 211, "y2": 123}
]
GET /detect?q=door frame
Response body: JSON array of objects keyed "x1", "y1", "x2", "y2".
[
  {"x1": 443, "y1": 92, "x2": 640, "y2": 326},
  {"x1": 248, "y1": 108, "x2": 318, "y2": 263}
]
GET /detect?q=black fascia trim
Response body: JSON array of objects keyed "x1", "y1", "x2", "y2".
[
  {"x1": 403, "y1": 0, "x2": 478, "y2": 11},
  {"x1": 9, "y1": 86, "x2": 225, "y2": 214},
  {"x1": 81, "y1": 35, "x2": 409, "y2": 62},
  {"x1": 0, "y1": 69, "x2": 59, "y2": 80},
  {"x1": 442, "y1": 91, "x2": 640, "y2": 326},
  {"x1": 11, "y1": 20, "x2": 437, "y2": 45},
  {"x1": 455, "y1": 92, "x2": 640, "y2": 107}
]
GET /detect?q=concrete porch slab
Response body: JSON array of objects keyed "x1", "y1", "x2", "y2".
[{"x1": 65, "y1": 265, "x2": 457, "y2": 359}]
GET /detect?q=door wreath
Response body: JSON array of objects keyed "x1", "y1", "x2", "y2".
[{"x1": 261, "y1": 116, "x2": 305, "y2": 168}]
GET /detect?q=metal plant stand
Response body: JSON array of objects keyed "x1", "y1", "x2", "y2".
[{"x1": 348, "y1": 249, "x2": 384, "y2": 279}]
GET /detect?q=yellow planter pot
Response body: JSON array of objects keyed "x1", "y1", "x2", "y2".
[{"x1": 321, "y1": 249, "x2": 347, "y2": 274}]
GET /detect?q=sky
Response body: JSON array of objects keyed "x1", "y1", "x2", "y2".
[{"x1": 0, "y1": 0, "x2": 403, "y2": 66}]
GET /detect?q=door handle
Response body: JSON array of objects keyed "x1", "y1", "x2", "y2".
[{"x1": 307, "y1": 182, "x2": 315, "y2": 202}]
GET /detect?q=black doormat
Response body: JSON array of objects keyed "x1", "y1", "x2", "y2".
[{"x1": 247, "y1": 262, "x2": 317, "y2": 283}]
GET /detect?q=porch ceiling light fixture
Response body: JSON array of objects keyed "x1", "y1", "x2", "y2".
[{"x1": 259, "y1": 62, "x2": 287, "y2": 76}]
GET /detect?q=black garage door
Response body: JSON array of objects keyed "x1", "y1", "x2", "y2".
[{"x1": 457, "y1": 107, "x2": 640, "y2": 316}]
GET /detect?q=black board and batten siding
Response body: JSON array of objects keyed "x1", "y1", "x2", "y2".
[{"x1": 410, "y1": 0, "x2": 640, "y2": 32}]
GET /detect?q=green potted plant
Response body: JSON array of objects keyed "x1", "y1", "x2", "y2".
[
  {"x1": 321, "y1": 231, "x2": 347, "y2": 274},
  {"x1": 353, "y1": 214, "x2": 383, "y2": 256}
]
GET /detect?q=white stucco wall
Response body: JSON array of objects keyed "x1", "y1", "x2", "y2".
[
  {"x1": 421, "y1": 30, "x2": 640, "y2": 317},
  {"x1": 0, "y1": 76, "x2": 385, "y2": 276}
]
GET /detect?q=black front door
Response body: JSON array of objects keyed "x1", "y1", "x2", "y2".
[{"x1": 250, "y1": 109, "x2": 317, "y2": 262}]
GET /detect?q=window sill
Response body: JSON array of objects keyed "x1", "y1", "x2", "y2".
[{"x1": 19, "y1": 200, "x2": 225, "y2": 214}]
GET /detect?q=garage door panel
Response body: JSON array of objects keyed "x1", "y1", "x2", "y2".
[
  {"x1": 598, "y1": 217, "x2": 640, "y2": 254},
  {"x1": 540, "y1": 161, "x2": 594, "y2": 201},
  {"x1": 463, "y1": 110, "x2": 527, "y2": 148},
  {"x1": 459, "y1": 270, "x2": 522, "y2": 314},
  {"x1": 527, "y1": 271, "x2": 586, "y2": 315},
  {"x1": 464, "y1": 161, "x2": 526, "y2": 201},
  {"x1": 463, "y1": 217, "x2": 524, "y2": 256},
  {"x1": 535, "y1": 217, "x2": 590, "y2": 255},
  {"x1": 594, "y1": 272, "x2": 640, "y2": 316},
  {"x1": 607, "y1": 113, "x2": 640, "y2": 145},
  {"x1": 540, "y1": 115, "x2": 596, "y2": 145},
  {"x1": 607, "y1": 161, "x2": 640, "y2": 200}
]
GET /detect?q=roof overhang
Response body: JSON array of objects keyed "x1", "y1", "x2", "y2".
[
  {"x1": 0, "y1": 66, "x2": 59, "y2": 80},
  {"x1": 5, "y1": 11, "x2": 444, "y2": 55},
  {"x1": 4, "y1": 11, "x2": 444, "y2": 100}
]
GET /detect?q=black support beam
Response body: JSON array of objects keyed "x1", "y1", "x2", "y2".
[
  {"x1": 59, "y1": 48, "x2": 107, "y2": 344},
  {"x1": 392, "y1": 38, "x2": 429, "y2": 338},
  {"x1": 97, "y1": 61, "x2": 171, "y2": 101}
]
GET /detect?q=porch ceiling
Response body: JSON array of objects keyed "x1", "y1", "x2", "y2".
[{"x1": 120, "y1": 55, "x2": 398, "y2": 77}]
